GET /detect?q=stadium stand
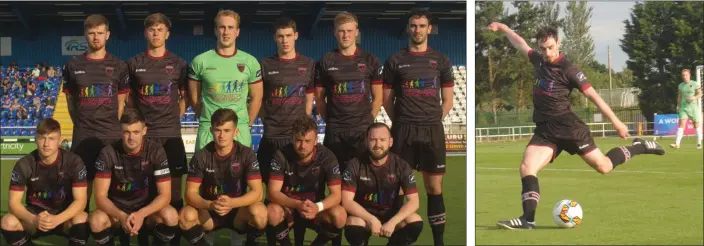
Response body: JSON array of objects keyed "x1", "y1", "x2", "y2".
[{"x1": 1, "y1": 66, "x2": 63, "y2": 137}]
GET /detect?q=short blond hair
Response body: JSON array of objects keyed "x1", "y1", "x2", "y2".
[
  {"x1": 215, "y1": 10, "x2": 241, "y2": 28},
  {"x1": 682, "y1": 69, "x2": 691, "y2": 74},
  {"x1": 334, "y1": 11, "x2": 358, "y2": 29}
]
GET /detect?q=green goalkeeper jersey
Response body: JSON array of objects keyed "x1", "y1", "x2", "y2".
[
  {"x1": 188, "y1": 49, "x2": 262, "y2": 127},
  {"x1": 679, "y1": 80, "x2": 701, "y2": 109}
]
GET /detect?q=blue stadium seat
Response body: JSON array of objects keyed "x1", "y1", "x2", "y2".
[
  {"x1": 21, "y1": 129, "x2": 29, "y2": 136},
  {"x1": 258, "y1": 127, "x2": 264, "y2": 134},
  {"x1": 250, "y1": 128, "x2": 256, "y2": 134},
  {"x1": 29, "y1": 129, "x2": 36, "y2": 136},
  {"x1": 2, "y1": 129, "x2": 9, "y2": 136},
  {"x1": 33, "y1": 118, "x2": 39, "y2": 125},
  {"x1": 12, "y1": 128, "x2": 20, "y2": 136},
  {"x1": 318, "y1": 126, "x2": 325, "y2": 134}
]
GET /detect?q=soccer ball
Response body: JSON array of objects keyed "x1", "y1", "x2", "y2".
[{"x1": 552, "y1": 200, "x2": 583, "y2": 228}]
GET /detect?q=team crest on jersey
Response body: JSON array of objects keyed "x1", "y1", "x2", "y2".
[
  {"x1": 166, "y1": 65, "x2": 174, "y2": 75},
  {"x1": 105, "y1": 67, "x2": 114, "y2": 76},
  {"x1": 358, "y1": 63, "x2": 367, "y2": 72},
  {"x1": 429, "y1": 60, "x2": 438, "y2": 70},
  {"x1": 298, "y1": 67, "x2": 307, "y2": 76},
  {"x1": 237, "y1": 64, "x2": 245, "y2": 72},
  {"x1": 141, "y1": 161, "x2": 149, "y2": 169},
  {"x1": 231, "y1": 162, "x2": 241, "y2": 173},
  {"x1": 312, "y1": 166, "x2": 320, "y2": 176},
  {"x1": 387, "y1": 174, "x2": 396, "y2": 184}
]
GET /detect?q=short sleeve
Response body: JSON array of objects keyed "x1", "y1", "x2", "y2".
[
  {"x1": 248, "y1": 58, "x2": 262, "y2": 84},
  {"x1": 118, "y1": 61, "x2": 130, "y2": 95},
  {"x1": 566, "y1": 65, "x2": 592, "y2": 92},
  {"x1": 186, "y1": 154, "x2": 204, "y2": 183},
  {"x1": 527, "y1": 49, "x2": 543, "y2": 67},
  {"x1": 269, "y1": 150, "x2": 286, "y2": 182},
  {"x1": 398, "y1": 160, "x2": 418, "y2": 195},
  {"x1": 440, "y1": 55, "x2": 454, "y2": 87},
  {"x1": 382, "y1": 58, "x2": 395, "y2": 89},
  {"x1": 245, "y1": 150, "x2": 262, "y2": 181},
  {"x1": 62, "y1": 63, "x2": 73, "y2": 94},
  {"x1": 94, "y1": 147, "x2": 114, "y2": 179},
  {"x1": 369, "y1": 55, "x2": 383, "y2": 85},
  {"x1": 9, "y1": 161, "x2": 29, "y2": 191},
  {"x1": 70, "y1": 156, "x2": 88, "y2": 188},
  {"x1": 694, "y1": 82, "x2": 702, "y2": 90},
  {"x1": 314, "y1": 59, "x2": 328, "y2": 88},
  {"x1": 188, "y1": 57, "x2": 202, "y2": 82},
  {"x1": 306, "y1": 60, "x2": 316, "y2": 93},
  {"x1": 341, "y1": 158, "x2": 360, "y2": 193},
  {"x1": 178, "y1": 59, "x2": 189, "y2": 92},
  {"x1": 152, "y1": 147, "x2": 171, "y2": 183},
  {"x1": 323, "y1": 155, "x2": 341, "y2": 186}
]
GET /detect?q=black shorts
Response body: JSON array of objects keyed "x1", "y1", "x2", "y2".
[
  {"x1": 207, "y1": 208, "x2": 241, "y2": 231},
  {"x1": 147, "y1": 136, "x2": 187, "y2": 177},
  {"x1": 25, "y1": 206, "x2": 68, "y2": 238},
  {"x1": 528, "y1": 112, "x2": 597, "y2": 162},
  {"x1": 71, "y1": 137, "x2": 119, "y2": 181},
  {"x1": 257, "y1": 137, "x2": 292, "y2": 184},
  {"x1": 323, "y1": 130, "x2": 366, "y2": 171},
  {"x1": 391, "y1": 123, "x2": 446, "y2": 174}
]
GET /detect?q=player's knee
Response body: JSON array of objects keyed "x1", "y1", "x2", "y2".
[
  {"x1": 1, "y1": 214, "x2": 22, "y2": 231},
  {"x1": 178, "y1": 206, "x2": 199, "y2": 229},
  {"x1": 595, "y1": 162, "x2": 613, "y2": 174},
  {"x1": 345, "y1": 216, "x2": 366, "y2": 227},
  {"x1": 249, "y1": 203, "x2": 268, "y2": 229},
  {"x1": 519, "y1": 161, "x2": 539, "y2": 177},
  {"x1": 159, "y1": 206, "x2": 179, "y2": 226},
  {"x1": 88, "y1": 211, "x2": 111, "y2": 232},
  {"x1": 404, "y1": 213, "x2": 422, "y2": 224},
  {"x1": 71, "y1": 211, "x2": 89, "y2": 225},
  {"x1": 266, "y1": 203, "x2": 285, "y2": 226},
  {"x1": 328, "y1": 205, "x2": 347, "y2": 228},
  {"x1": 424, "y1": 182, "x2": 442, "y2": 195}
]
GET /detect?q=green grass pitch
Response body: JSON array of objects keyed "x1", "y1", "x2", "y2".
[
  {"x1": 0, "y1": 156, "x2": 467, "y2": 245},
  {"x1": 476, "y1": 137, "x2": 703, "y2": 245}
]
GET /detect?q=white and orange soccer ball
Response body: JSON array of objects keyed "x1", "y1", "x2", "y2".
[{"x1": 552, "y1": 200, "x2": 583, "y2": 228}]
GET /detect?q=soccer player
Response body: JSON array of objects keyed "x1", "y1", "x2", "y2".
[
  {"x1": 487, "y1": 22, "x2": 666, "y2": 229},
  {"x1": 671, "y1": 68, "x2": 703, "y2": 149},
  {"x1": 88, "y1": 110, "x2": 179, "y2": 245},
  {"x1": 178, "y1": 108, "x2": 267, "y2": 246},
  {"x1": 381, "y1": 9, "x2": 451, "y2": 245},
  {"x1": 188, "y1": 9, "x2": 263, "y2": 150},
  {"x1": 62, "y1": 14, "x2": 129, "y2": 204},
  {"x1": 258, "y1": 16, "x2": 315, "y2": 184},
  {"x1": 266, "y1": 115, "x2": 346, "y2": 246},
  {"x1": 314, "y1": 11, "x2": 384, "y2": 171},
  {"x1": 1, "y1": 119, "x2": 90, "y2": 246},
  {"x1": 126, "y1": 13, "x2": 189, "y2": 244},
  {"x1": 341, "y1": 123, "x2": 423, "y2": 246}
]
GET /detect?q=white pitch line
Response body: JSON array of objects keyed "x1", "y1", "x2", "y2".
[{"x1": 477, "y1": 167, "x2": 703, "y2": 175}]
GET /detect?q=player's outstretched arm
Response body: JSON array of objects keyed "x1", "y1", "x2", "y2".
[
  {"x1": 341, "y1": 190, "x2": 377, "y2": 224},
  {"x1": 487, "y1": 22, "x2": 532, "y2": 57},
  {"x1": 583, "y1": 87, "x2": 629, "y2": 138},
  {"x1": 247, "y1": 82, "x2": 263, "y2": 127},
  {"x1": 267, "y1": 179, "x2": 305, "y2": 210}
]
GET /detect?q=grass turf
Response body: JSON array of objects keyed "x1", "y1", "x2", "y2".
[
  {"x1": 0, "y1": 156, "x2": 467, "y2": 245},
  {"x1": 476, "y1": 137, "x2": 703, "y2": 245}
]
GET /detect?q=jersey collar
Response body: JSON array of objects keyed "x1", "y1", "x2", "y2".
[
  {"x1": 215, "y1": 141, "x2": 237, "y2": 159},
  {"x1": 146, "y1": 49, "x2": 169, "y2": 60},
  {"x1": 215, "y1": 49, "x2": 238, "y2": 58},
  {"x1": 276, "y1": 52, "x2": 299, "y2": 62},
  {"x1": 83, "y1": 51, "x2": 108, "y2": 62},
  {"x1": 337, "y1": 47, "x2": 360, "y2": 59}
]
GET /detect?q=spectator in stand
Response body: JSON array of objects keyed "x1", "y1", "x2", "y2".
[
  {"x1": 16, "y1": 84, "x2": 25, "y2": 98},
  {"x1": 45, "y1": 96, "x2": 56, "y2": 109},
  {"x1": 2, "y1": 98, "x2": 11, "y2": 111},
  {"x1": 47, "y1": 66, "x2": 56, "y2": 78},
  {"x1": 12, "y1": 78, "x2": 21, "y2": 89},
  {"x1": 17, "y1": 106, "x2": 27, "y2": 120},
  {"x1": 31, "y1": 64, "x2": 40, "y2": 78},
  {"x1": 39, "y1": 67, "x2": 48, "y2": 78},
  {"x1": 26, "y1": 81, "x2": 36, "y2": 97},
  {"x1": 2, "y1": 78, "x2": 9, "y2": 88},
  {"x1": 33, "y1": 96, "x2": 41, "y2": 109},
  {"x1": 10, "y1": 99, "x2": 20, "y2": 119},
  {"x1": 10, "y1": 60, "x2": 18, "y2": 69}
]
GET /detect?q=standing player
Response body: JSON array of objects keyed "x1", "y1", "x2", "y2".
[
  {"x1": 1, "y1": 119, "x2": 90, "y2": 246},
  {"x1": 341, "y1": 123, "x2": 423, "y2": 246},
  {"x1": 126, "y1": 13, "x2": 189, "y2": 244},
  {"x1": 88, "y1": 110, "x2": 179, "y2": 245},
  {"x1": 258, "y1": 16, "x2": 315, "y2": 185},
  {"x1": 62, "y1": 14, "x2": 129, "y2": 204},
  {"x1": 266, "y1": 116, "x2": 346, "y2": 246},
  {"x1": 487, "y1": 22, "x2": 665, "y2": 229},
  {"x1": 188, "y1": 9, "x2": 263, "y2": 150},
  {"x1": 314, "y1": 11, "x2": 384, "y2": 171},
  {"x1": 671, "y1": 68, "x2": 702, "y2": 149},
  {"x1": 381, "y1": 9, "x2": 452, "y2": 245},
  {"x1": 178, "y1": 108, "x2": 267, "y2": 246}
]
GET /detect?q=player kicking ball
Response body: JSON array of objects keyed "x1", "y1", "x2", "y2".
[
  {"x1": 487, "y1": 22, "x2": 666, "y2": 229},
  {"x1": 178, "y1": 108, "x2": 267, "y2": 246},
  {"x1": 89, "y1": 110, "x2": 179, "y2": 245},
  {"x1": 1, "y1": 119, "x2": 90, "y2": 246},
  {"x1": 266, "y1": 115, "x2": 346, "y2": 246},
  {"x1": 670, "y1": 68, "x2": 702, "y2": 149},
  {"x1": 341, "y1": 123, "x2": 423, "y2": 246}
]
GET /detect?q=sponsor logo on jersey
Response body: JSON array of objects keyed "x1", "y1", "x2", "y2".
[
  {"x1": 74, "y1": 70, "x2": 86, "y2": 75},
  {"x1": 327, "y1": 67, "x2": 339, "y2": 71},
  {"x1": 268, "y1": 71, "x2": 279, "y2": 75},
  {"x1": 136, "y1": 68, "x2": 147, "y2": 73}
]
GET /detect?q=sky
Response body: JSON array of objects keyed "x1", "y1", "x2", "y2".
[{"x1": 505, "y1": 1, "x2": 636, "y2": 72}]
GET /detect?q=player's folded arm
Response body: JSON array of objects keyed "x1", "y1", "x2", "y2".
[
  {"x1": 137, "y1": 160, "x2": 172, "y2": 217},
  {"x1": 228, "y1": 172, "x2": 264, "y2": 208},
  {"x1": 267, "y1": 178, "x2": 301, "y2": 209},
  {"x1": 8, "y1": 189, "x2": 35, "y2": 223},
  {"x1": 321, "y1": 160, "x2": 343, "y2": 208}
]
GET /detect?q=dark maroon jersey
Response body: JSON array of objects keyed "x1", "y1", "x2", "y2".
[
  {"x1": 342, "y1": 153, "x2": 417, "y2": 215},
  {"x1": 62, "y1": 52, "x2": 130, "y2": 140},
  {"x1": 127, "y1": 51, "x2": 188, "y2": 137},
  {"x1": 9, "y1": 149, "x2": 87, "y2": 214},
  {"x1": 526, "y1": 50, "x2": 592, "y2": 122},
  {"x1": 383, "y1": 48, "x2": 454, "y2": 125},
  {"x1": 269, "y1": 143, "x2": 341, "y2": 202},
  {"x1": 314, "y1": 47, "x2": 383, "y2": 132},
  {"x1": 94, "y1": 138, "x2": 171, "y2": 212},
  {"x1": 186, "y1": 141, "x2": 261, "y2": 201},
  {"x1": 260, "y1": 53, "x2": 315, "y2": 138}
]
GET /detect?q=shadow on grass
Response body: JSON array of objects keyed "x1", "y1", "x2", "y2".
[{"x1": 476, "y1": 225, "x2": 567, "y2": 231}]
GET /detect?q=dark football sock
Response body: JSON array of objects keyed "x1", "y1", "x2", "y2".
[
  {"x1": 170, "y1": 200, "x2": 184, "y2": 246},
  {"x1": 387, "y1": 221, "x2": 423, "y2": 246},
  {"x1": 244, "y1": 224, "x2": 264, "y2": 246},
  {"x1": 1, "y1": 229, "x2": 32, "y2": 246},
  {"x1": 608, "y1": 146, "x2": 643, "y2": 168},
  {"x1": 427, "y1": 193, "x2": 446, "y2": 246},
  {"x1": 311, "y1": 222, "x2": 341, "y2": 246},
  {"x1": 521, "y1": 175, "x2": 540, "y2": 223},
  {"x1": 271, "y1": 222, "x2": 292, "y2": 246},
  {"x1": 152, "y1": 224, "x2": 178, "y2": 246},
  {"x1": 67, "y1": 222, "x2": 89, "y2": 246},
  {"x1": 91, "y1": 228, "x2": 114, "y2": 245},
  {"x1": 182, "y1": 225, "x2": 209, "y2": 246},
  {"x1": 344, "y1": 225, "x2": 370, "y2": 246}
]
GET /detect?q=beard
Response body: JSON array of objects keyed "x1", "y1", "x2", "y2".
[
  {"x1": 410, "y1": 35, "x2": 426, "y2": 45},
  {"x1": 369, "y1": 147, "x2": 390, "y2": 161},
  {"x1": 297, "y1": 148, "x2": 314, "y2": 160}
]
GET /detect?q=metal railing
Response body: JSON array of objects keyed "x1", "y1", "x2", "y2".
[{"x1": 476, "y1": 121, "x2": 654, "y2": 142}]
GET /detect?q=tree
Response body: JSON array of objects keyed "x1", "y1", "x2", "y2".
[
  {"x1": 562, "y1": 1, "x2": 595, "y2": 68},
  {"x1": 536, "y1": 1, "x2": 563, "y2": 28}
]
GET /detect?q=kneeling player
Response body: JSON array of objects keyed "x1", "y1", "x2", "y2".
[
  {"x1": 178, "y1": 108, "x2": 267, "y2": 246},
  {"x1": 89, "y1": 110, "x2": 179, "y2": 245},
  {"x1": 341, "y1": 123, "x2": 423, "y2": 246},
  {"x1": 1, "y1": 119, "x2": 90, "y2": 246},
  {"x1": 266, "y1": 115, "x2": 346, "y2": 246}
]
